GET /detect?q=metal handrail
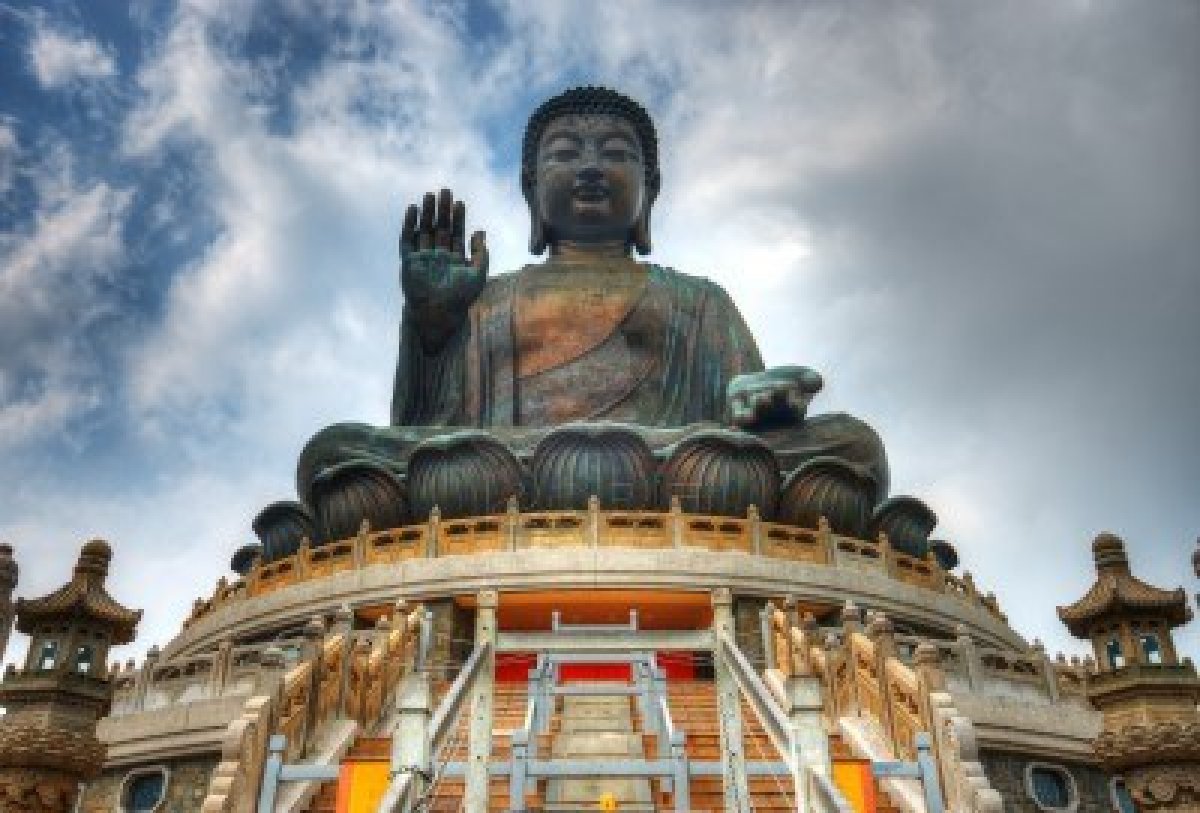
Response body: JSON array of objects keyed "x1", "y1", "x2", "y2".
[
  {"x1": 428, "y1": 641, "x2": 490, "y2": 758},
  {"x1": 717, "y1": 631, "x2": 792, "y2": 758}
]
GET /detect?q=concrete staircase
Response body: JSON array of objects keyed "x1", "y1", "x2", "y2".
[
  {"x1": 664, "y1": 680, "x2": 797, "y2": 813},
  {"x1": 543, "y1": 692, "x2": 655, "y2": 812},
  {"x1": 303, "y1": 679, "x2": 903, "y2": 812}
]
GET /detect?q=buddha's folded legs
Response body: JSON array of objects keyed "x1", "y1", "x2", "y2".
[
  {"x1": 297, "y1": 413, "x2": 888, "y2": 509},
  {"x1": 752, "y1": 411, "x2": 890, "y2": 501}
]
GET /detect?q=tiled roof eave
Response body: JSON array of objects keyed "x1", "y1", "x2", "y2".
[{"x1": 1058, "y1": 577, "x2": 1191, "y2": 633}]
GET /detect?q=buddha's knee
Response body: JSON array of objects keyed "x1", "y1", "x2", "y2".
[{"x1": 295, "y1": 421, "x2": 380, "y2": 496}]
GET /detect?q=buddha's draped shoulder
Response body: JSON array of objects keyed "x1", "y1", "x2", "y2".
[{"x1": 390, "y1": 263, "x2": 764, "y2": 429}]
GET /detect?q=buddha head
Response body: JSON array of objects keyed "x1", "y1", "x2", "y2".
[{"x1": 521, "y1": 86, "x2": 661, "y2": 256}]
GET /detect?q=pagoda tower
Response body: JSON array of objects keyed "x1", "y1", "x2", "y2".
[
  {"x1": 0, "y1": 540, "x2": 141, "y2": 813},
  {"x1": 1058, "y1": 532, "x2": 1200, "y2": 812}
]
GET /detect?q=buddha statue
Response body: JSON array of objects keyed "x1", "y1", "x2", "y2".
[{"x1": 262, "y1": 87, "x2": 938, "y2": 561}]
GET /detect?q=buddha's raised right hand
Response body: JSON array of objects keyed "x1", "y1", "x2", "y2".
[{"x1": 400, "y1": 188, "x2": 488, "y2": 351}]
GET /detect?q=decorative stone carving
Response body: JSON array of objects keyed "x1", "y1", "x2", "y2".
[
  {"x1": 229, "y1": 543, "x2": 262, "y2": 576},
  {"x1": 659, "y1": 430, "x2": 780, "y2": 519},
  {"x1": 407, "y1": 431, "x2": 527, "y2": 520},
  {"x1": 252, "y1": 501, "x2": 316, "y2": 562},
  {"x1": 1094, "y1": 719, "x2": 1200, "y2": 768},
  {"x1": 307, "y1": 461, "x2": 407, "y2": 544},
  {"x1": 929, "y1": 539, "x2": 960, "y2": 570},
  {"x1": 870, "y1": 495, "x2": 937, "y2": 558},
  {"x1": 777, "y1": 456, "x2": 874, "y2": 537},
  {"x1": 531, "y1": 423, "x2": 657, "y2": 510},
  {"x1": 1124, "y1": 763, "x2": 1200, "y2": 811}
]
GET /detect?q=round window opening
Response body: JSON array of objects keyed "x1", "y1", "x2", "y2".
[
  {"x1": 122, "y1": 768, "x2": 167, "y2": 812},
  {"x1": 1027, "y1": 763, "x2": 1075, "y2": 811}
]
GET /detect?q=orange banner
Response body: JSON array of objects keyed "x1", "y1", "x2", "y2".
[
  {"x1": 335, "y1": 760, "x2": 390, "y2": 813},
  {"x1": 833, "y1": 759, "x2": 878, "y2": 813}
]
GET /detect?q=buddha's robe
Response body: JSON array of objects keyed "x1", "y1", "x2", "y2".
[{"x1": 392, "y1": 261, "x2": 761, "y2": 428}]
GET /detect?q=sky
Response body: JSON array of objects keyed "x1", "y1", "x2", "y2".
[{"x1": 1, "y1": 0, "x2": 1197, "y2": 669}]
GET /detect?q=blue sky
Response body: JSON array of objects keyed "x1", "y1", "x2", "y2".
[{"x1": 1, "y1": 0, "x2": 1197, "y2": 666}]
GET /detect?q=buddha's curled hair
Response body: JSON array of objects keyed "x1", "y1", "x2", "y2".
[{"x1": 521, "y1": 86, "x2": 661, "y2": 207}]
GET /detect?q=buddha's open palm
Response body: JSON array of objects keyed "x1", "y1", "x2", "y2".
[{"x1": 400, "y1": 189, "x2": 488, "y2": 348}]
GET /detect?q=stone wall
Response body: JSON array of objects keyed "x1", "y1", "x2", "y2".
[
  {"x1": 981, "y1": 749, "x2": 1113, "y2": 813},
  {"x1": 79, "y1": 755, "x2": 216, "y2": 813}
]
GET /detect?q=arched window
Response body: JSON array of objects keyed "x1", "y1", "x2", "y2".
[
  {"x1": 1138, "y1": 634, "x2": 1162, "y2": 665},
  {"x1": 120, "y1": 767, "x2": 168, "y2": 812},
  {"x1": 37, "y1": 640, "x2": 58, "y2": 670},
  {"x1": 75, "y1": 644, "x2": 94, "y2": 674},
  {"x1": 1025, "y1": 762, "x2": 1077, "y2": 812},
  {"x1": 1106, "y1": 638, "x2": 1125, "y2": 669}
]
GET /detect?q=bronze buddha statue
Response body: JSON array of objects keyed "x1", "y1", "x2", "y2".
[{"x1": 250, "y1": 87, "x2": 939, "y2": 566}]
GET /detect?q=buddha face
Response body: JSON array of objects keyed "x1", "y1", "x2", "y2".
[{"x1": 534, "y1": 113, "x2": 647, "y2": 248}]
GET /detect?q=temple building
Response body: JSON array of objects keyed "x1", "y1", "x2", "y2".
[
  {"x1": 1, "y1": 86, "x2": 1196, "y2": 813},
  {"x1": 0, "y1": 540, "x2": 140, "y2": 813},
  {"x1": 1058, "y1": 534, "x2": 1199, "y2": 812}
]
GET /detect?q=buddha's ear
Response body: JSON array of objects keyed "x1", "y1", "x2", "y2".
[
  {"x1": 632, "y1": 207, "x2": 652, "y2": 256},
  {"x1": 529, "y1": 213, "x2": 548, "y2": 255}
]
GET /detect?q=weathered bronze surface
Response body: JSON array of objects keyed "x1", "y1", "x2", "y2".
[{"x1": 283, "y1": 86, "x2": 935, "y2": 557}]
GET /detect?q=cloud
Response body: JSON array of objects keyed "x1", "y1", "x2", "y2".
[
  {"x1": 26, "y1": 24, "x2": 116, "y2": 88},
  {"x1": 0, "y1": 140, "x2": 133, "y2": 449},
  {"x1": 0, "y1": 121, "x2": 15, "y2": 197},
  {"x1": 1, "y1": 0, "x2": 1197, "y2": 669}
]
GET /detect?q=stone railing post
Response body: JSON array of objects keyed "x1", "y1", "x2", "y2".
[
  {"x1": 748, "y1": 505, "x2": 763, "y2": 555},
  {"x1": 1030, "y1": 639, "x2": 1059, "y2": 704},
  {"x1": 586, "y1": 495, "x2": 601, "y2": 547},
  {"x1": 133, "y1": 645, "x2": 160, "y2": 711},
  {"x1": 426, "y1": 506, "x2": 441, "y2": 558},
  {"x1": 878, "y1": 532, "x2": 895, "y2": 579},
  {"x1": 797, "y1": 612, "x2": 819, "y2": 677},
  {"x1": 818, "y1": 516, "x2": 836, "y2": 564},
  {"x1": 208, "y1": 637, "x2": 234, "y2": 698},
  {"x1": 295, "y1": 537, "x2": 312, "y2": 582},
  {"x1": 840, "y1": 601, "x2": 862, "y2": 716},
  {"x1": 822, "y1": 632, "x2": 842, "y2": 719},
  {"x1": 961, "y1": 571, "x2": 980, "y2": 604},
  {"x1": 867, "y1": 613, "x2": 898, "y2": 752},
  {"x1": 300, "y1": 614, "x2": 326, "y2": 758},
  {"x1": 332, "y1": 604, "x2": 355, "y2": 718},
  {"x1": 954, "y1": 625, "x2": 984, "y2": 690},
  {"x1": 913, "y1": 641, "x2": 946, "y2": 727},
  {"x1": 669, "y1": 495, "x2": 684, "y2": 548},
  {"x1": 353, "y1": 519, "x2": 370, "y2": 569},
  {"x1": 350, "y1": 637, "x2": 372, "y2": 723},
  {"x1": 506, "y1": 496, "x2": 521, "y2": 551},
  {"x1": 760, "y1": 604, "x2": 777, "y2": 673}
]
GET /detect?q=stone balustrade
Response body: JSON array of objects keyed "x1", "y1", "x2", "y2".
[
  {"x1": 109, "y1": 638, "x2": 304, "y2": 716},
  {"x1": 767, "y1": 602, "x2": 1005, "y2": 811},
  {"x1": 184, "y1": 501, "x2": 1004, "y2": 630},
  {"x1": 199, "y1": 601, "x2": 424, "y2": 813}
]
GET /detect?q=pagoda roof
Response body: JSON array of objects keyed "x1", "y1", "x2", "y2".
[
  {"x1": 1057, "y1": 533, "x2": 1191, "y2": 638},
  {"x1": 15, "y1": 540, "x2": 141, "y2": 644}
]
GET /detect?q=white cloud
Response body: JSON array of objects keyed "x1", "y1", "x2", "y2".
[
  {"x1": 2, "y1": 0, "x2": 1197, "y2": 668},
  {"x1": 0, "y1": 121, "x2": 16, "y2": 197},
  {"x1": 0, "y1": 169, "x2": 132, "y2": 448},
  {"x1": 26, "y1": 25, "x2": 116, "y2": 89}
]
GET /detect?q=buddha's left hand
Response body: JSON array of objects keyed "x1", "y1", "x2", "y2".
[{"x1": 727, "y1": 366, "x2": 823, "y2": 431}]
